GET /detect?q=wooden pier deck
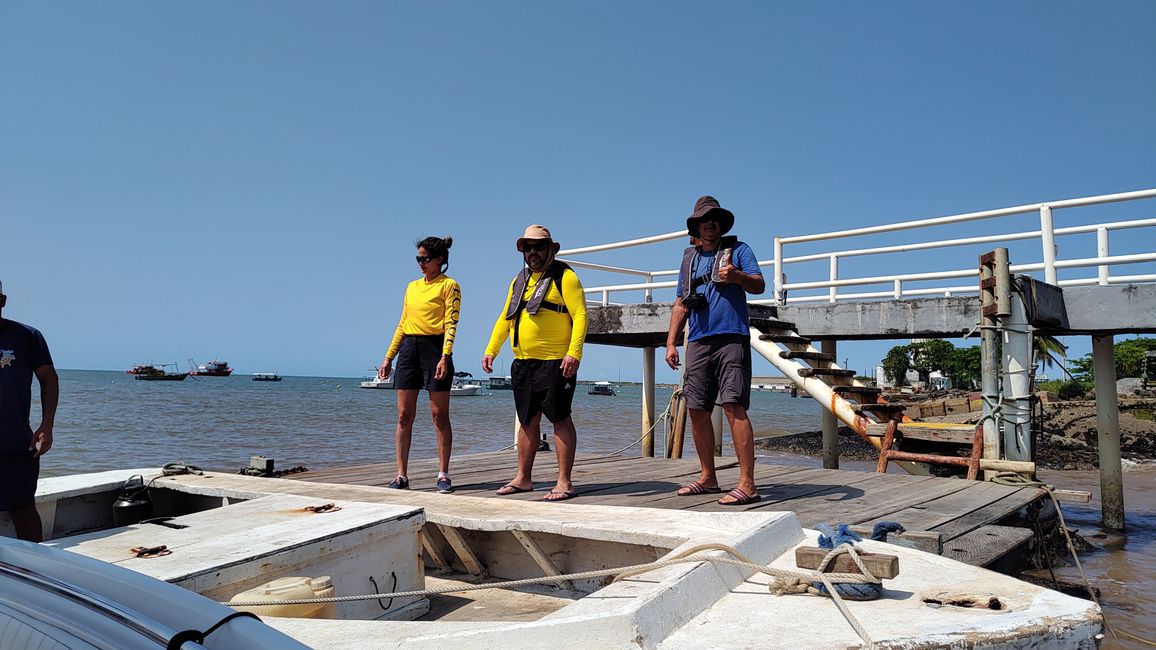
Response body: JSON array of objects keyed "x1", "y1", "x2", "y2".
[{"x1": 292, "y1": 450, "x2": 1046, "y2": 569}]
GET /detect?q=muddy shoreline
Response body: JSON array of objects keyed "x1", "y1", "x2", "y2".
[{"x1": 755, "y1": 398, "x2": 1156, "y2": 470}]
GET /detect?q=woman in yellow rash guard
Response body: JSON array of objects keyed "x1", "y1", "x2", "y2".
[{"x1": 379, "y1": 236, "x2": 461, "y2": 494}]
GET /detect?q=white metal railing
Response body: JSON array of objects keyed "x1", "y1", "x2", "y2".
[{"x1": 559, "y1": 188, "x2": 1156, "y2": 306}]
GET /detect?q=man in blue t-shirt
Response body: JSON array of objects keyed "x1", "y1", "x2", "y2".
[
  {"x1": 0, "y1": 281, "x2": 58, "y2": 541},
  {"x1": 665, "y1": 196, "x2": 765, "y2": 506}
]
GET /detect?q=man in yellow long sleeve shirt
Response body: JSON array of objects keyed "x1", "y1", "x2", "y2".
[{"x1": 482, "y1": 225, "x2": 587, "y2": 502}]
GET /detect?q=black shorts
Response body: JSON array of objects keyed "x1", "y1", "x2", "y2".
[
  {"x1": 512, "y1": 358, "x2": 577, "y2": 425},
  {"x1": 683, "y1": 334, "x2": 752, "y2": 411},
  {"x1": 0, "y1": 450, "x2": 39, "y2": 511},
  {"x1": 394, "y1": 335, "x2": 454, "y2": 391}
]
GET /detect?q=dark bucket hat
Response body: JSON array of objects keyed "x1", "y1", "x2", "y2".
[{"x1": 686, "y1": 195, "x2": 735, "y2": 238}]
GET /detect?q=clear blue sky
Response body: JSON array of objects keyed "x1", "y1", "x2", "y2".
[{"x1": 4, "y1": 1, "x2": 1155, "y2": 381}]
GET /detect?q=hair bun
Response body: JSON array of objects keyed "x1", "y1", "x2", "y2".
[{"x1": 443, "y1": 237, "x2": 453, "y2": 248}]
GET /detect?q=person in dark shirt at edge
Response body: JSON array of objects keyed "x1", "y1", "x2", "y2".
[{"x1": 0, "y1": 280, "x2": 58, "y2": 542}]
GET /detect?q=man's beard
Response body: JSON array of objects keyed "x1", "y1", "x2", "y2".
[{"x1": 527, "y1": 254, "x2": 553, "y2": 272}]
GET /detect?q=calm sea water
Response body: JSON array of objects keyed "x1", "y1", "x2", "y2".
[
  {"x1": 38, "y1": 370, "x2": 821, "y2": 478},
  {"x1": 31, "y1": 370, "x2": 1156, "y2": 648}
]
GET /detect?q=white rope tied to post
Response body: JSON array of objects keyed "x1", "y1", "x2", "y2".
[{"x1": 223, "y1": 541, "x2": 880, "y2": 645}]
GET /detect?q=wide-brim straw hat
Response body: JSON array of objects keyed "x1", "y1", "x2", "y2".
[
  {"x1": 516, "y1": 224, "x2": 558, "y2": 251},
  {"x1": 686, "y1": 195, "x2": 735, "y2": 238}
]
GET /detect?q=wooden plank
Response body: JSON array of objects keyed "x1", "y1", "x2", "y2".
[
  {"x1": 847, "y1": 526, "x2": 942, "y2": 555},
  {"x1": 571, "y1": 462, "x2": 798, "y2": 507},
  {"x1": 940, "y1": 525, "x2": 1034, "y2": 568},
  {"x1": 864, "y1": 422, "x2": 975, "y2": 444},
  {"x1": 757, "y1": 470, "x2": 896, "y2": 510},
  {"x1": 855, "y1": 480, "x2": 1021, "y2": 533},
  {"x1": 617, "y1": 463, "x2": 814, "y2": 509},
  {"x1": 436, "y1": 524, "x2": 484, "y2": 576},
  {"x1": 794, "y1": 547, "x2": 899, "y2": 579},
  {"x1": 420, "y1": 530, "x2": 449, "y2": 571},
  {"x1": 788, "y1": 475, "x2": 972, "y2": 529},
  {"x1": 677, "y1": 467, "x2": 891, "y2": 513},
  {"x1": 1052, "y1": 489, "x2": 1092, "y2": 503},
  {"x1": 673, "y1": 466, "x2": 855, "y2": 512},
  {"x1": 510, "y1": 530, "x2": 573, "y2": 589},
  {"x1": 450, "y1": 455, "x2": 678, "y2": 496},
  {"x1": 931, "y1": 487, "x2": 1047, "y2": 541}
]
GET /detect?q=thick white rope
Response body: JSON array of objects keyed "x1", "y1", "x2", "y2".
[{"x1": 224, "y1": 541, "x2": 878, "y2": 645}]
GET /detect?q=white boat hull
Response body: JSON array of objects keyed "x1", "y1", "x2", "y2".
[{"x1": 13, "y1": 470, "x2": 1103, "y2": 650}]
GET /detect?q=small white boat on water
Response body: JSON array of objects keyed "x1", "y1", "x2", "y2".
[
  {"x1": 589, "y1": 381, "x2": 615, "y2": 396},
  {"x1": 0, "y1": 469, "x2": 1102, "y2": 649},
  {"x1": 359, "y1": 376, "x2": 395, "y2": 389},
  {"x1": 450, "y1": 372, "x2": 481, "y2": 396}
]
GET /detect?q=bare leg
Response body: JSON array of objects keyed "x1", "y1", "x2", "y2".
[
  {"x1": 550, "y1": 417, "x2": 576, "y2": 495},
  {"x1": 429, "y1": 391, "x2": 452, "y2": 474},
  {"x1": 504, "y1": 414, "x2": 541, "y2": 491},
  {"x1": 686, "y1": 408, "x2": 719, "y2": 488},
  {"x1": 10, "y1": 505, "x2": 42, "y2": 543},
  {"x1": 395, "y1": 389, "x2": 420, "y2": 478},
  {"x1": 723, "y1": 403, "x2": 757, "y2": 497}
]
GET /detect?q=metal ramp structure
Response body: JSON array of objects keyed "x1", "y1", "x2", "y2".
[{"x1": 747, "y1": 315, "x2": 991, "y2": 477}]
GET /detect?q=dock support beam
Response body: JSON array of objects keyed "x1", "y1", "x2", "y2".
[
  {"x1": 642, "y1": 347, "x2": 656, "y2": 457},
  {"x1": 1092, "y1": 335, "x2": 1125, "y2": 530},
  {"x1": 979, "y1": 249, "x2": 1009, "y2": 479},
  {"x1": 821, "y1": 340, "x2": 839, "y2": 469},
  {"x1": 1001, "y1": 291, "x2": 1033, "y2": 463}
]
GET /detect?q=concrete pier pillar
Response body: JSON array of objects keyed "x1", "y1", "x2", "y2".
[
  {"x1": 821, "y1": 340, "x2": 840, "y2": 469},
  {"x1": 1092, "y1": 335, "x2": 1125, "y2": 530},
  {"x1": 642, "y1": 347, "x2": 656, "y2": 457},
  {"x1": 1001, "y1": 294, "x2": 1033, "y2": 462}
]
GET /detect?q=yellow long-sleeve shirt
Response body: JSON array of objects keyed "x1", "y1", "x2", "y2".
[
  {"x1": 386, "y1": 274, "x2": 461, "y2": 358},
  {"x1": 485, "y1": 268, "x2": 586, "y2": 361}
]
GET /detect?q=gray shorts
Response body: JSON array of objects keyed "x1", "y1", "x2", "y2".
[{"x1": 683, "y1": 334, "x2": 752, "y2": 411}]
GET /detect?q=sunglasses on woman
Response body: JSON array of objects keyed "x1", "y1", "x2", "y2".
[{"x1": 416, "y1": 255, "x2": 436, "y2": 263}]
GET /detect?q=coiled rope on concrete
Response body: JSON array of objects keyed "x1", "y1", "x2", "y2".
[{"x1": 223, "y1": 541, "x2": 881, "y2": 645}]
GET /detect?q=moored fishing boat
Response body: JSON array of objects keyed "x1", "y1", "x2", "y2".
[
  {"x1": 189, "y1": 358, "x2": 234, "y2": 376},
  {"x1": 131, "y1": 364, "x2": 189, "y2": 381},
  {"x1": 252, "y1": 372, "x2": 282, "y2": 382}
]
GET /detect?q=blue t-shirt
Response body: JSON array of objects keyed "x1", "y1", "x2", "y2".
[
  {"x1": 0, "y1": 320, "x2": 53, "y2": 453},
  {"x1": 676, "y1": 241, "x2": 762, "y2": 342}
]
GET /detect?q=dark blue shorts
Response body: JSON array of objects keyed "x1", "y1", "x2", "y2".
[
  {"x1": 394, "y1": 335, "x2": 453, "y2": 391},
  {"x1": 0, "y1": 449, "x2": 39, "y2": 511},
  {"x1": 512, "y1": 358, "x2": 576, "y2": 425}
]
